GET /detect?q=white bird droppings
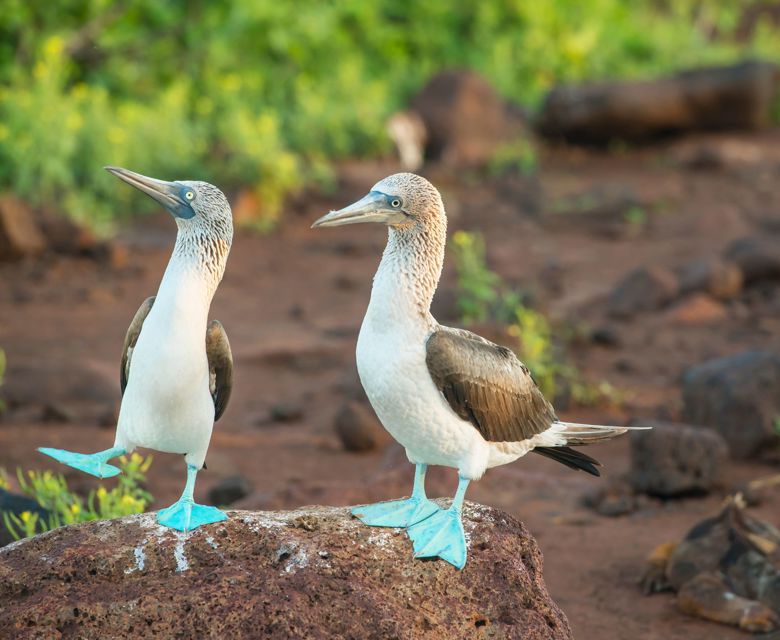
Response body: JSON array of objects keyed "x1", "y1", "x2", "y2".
[{"x1": 174, "y1": 536, "x2": 190, "y2": 573}]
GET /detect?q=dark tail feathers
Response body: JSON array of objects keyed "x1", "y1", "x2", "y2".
[{"x1": 533, "y1": 446, "x2": 602, "y2": 476}]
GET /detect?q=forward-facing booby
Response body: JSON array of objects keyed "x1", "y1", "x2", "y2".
[
  {"x1": 39, "y1": 167, "x2": 234, "y2": 532},
  {"x1": 313, "y1": 173, "x2": 641, "y2": 569}
]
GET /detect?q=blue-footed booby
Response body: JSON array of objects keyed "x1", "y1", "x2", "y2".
[
  {"x1": 39, "y1": 167, "x2": 234, "y2": 532},
  {"x1": 313, "y1": 173, "x2": 643, "y2": 569}
]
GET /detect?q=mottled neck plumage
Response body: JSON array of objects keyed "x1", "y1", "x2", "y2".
[
  {"x1": 161, "y1": 219, "x2": 233, "y2": 306},
  {"x1": 372, "y1": 205, "x2": 447, "y2": 322}
]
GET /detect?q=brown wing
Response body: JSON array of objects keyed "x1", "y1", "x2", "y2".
[
  {"x1": 425, "y1": 327, "x2": 557, "y2": 443},
  {"x1": 206, "y1": 320, "x2": 233, "y2": 422},
  {"x1": 120, "y1": 296, "x2": 155, "y2": 394}
]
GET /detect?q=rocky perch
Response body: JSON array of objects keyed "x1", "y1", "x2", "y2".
[{"x1": 0, "y1": 504, "x2": 571, "y2": 639}]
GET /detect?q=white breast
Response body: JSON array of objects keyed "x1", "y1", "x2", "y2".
[
  {"x1": 115, "y1": 261, "x2": 214, "y2": 467},
  {"x1": 356, "y1": 263, "x2": 492, "y2": 479}
]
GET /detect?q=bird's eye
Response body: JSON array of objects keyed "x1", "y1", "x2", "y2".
[
  {"x1": 185, "y1": 191, "x2": 195, "y2": 200},
  {"x1": 391, "y1": 199, "x2": 401, "y2": 208}
]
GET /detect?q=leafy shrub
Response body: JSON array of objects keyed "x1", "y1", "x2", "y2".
[
  {"x1": 1, "y1": 2, "x2": 779, "y2": 229},
  {"x1": 1, "y1": 453, "x2": 153, "y2": 540}
]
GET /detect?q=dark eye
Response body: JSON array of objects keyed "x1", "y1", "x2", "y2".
[{"x1": 391, "y1": 198, "x2": 401, "y2": 208}]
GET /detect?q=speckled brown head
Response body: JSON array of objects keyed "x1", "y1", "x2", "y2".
[{"x1": 312, "y1": 172, "x2": 445, "y2": 232}]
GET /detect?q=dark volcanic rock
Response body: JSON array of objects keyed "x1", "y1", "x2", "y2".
[
  {"x1": 334, "y1": 401, "x2": 386, "y2": 452},
  {"x1": 411, "y1": 70, "x2": 523, "y2": 168},
  {"x1": 682, "y1": 351, "x2": 780, "y2": 459},
  {"x1": 538, "y1": 61, "x2": 779, "y2": 144},
  {"x1": 0, "y1": 490, "x2": 50, "y2": 548},
  {"x1": 724, "y1": 235, "x2": 780, "y2": 284},
  {"x1": 0, "y1": 505, "x2": 572, "y2": 639},
  {"x1": 629, "y1": 421, "x2": 729, "y2": 496},
  {"x1": 607, "y1": 266, "x2": 679, "y2": 318}
]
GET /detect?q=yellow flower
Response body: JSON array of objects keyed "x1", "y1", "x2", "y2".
[
  {"x1": 97, "y1": 487, "x2": 108, "y2": 499},
  {"x1": 20, "y1": 511, "x2": 32, "y2": 524},
  {"x1": 121, "y1": 495, "x2": 135, "y2": 506},
  {"x1": 70, "y1": 503, "x2": 81, "y2": 515},
  {"x1": 43, "y1": 36, "x2": 65, "y2": 59}
]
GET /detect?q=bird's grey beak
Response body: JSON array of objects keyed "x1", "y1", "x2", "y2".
[
  {"x1": 311, "y1": 191, "x2": 406, "y2": 228},
  {"x1": 105, "y1": 166, "x2": 194, "y2": 219}
]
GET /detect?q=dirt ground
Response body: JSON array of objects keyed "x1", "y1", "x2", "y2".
[{"x1": 1, "y1": 131, "x2": 779, "y2": 639}]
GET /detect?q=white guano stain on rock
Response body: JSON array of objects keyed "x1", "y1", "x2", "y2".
[
  {"x1": 173, "y1": 536, "x2": 189, "y2": 573},
  {"x1": 125, "y1": 545, "x2": 147, "y2": 574}
]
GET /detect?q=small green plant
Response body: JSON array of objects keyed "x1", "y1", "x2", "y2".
[
  {"x1": 489, "y1": 138, "x2": 538, "y2": 177},
  {"x1": 451, "y1": 230, "x2": 502, "y2": 324},
  {"x1": 451, "y1": 230, "x2": 622, "y2": 405},
  {"x1": 1, "y1": 453, "x2": 153, "y2": 541}
]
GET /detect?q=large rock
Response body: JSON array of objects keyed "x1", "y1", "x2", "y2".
[
  {"x1": 0, "y1": 505, "x2": 572, "y2": 639},
  {"x1": 682, "y1": 351, "x2": 780, "y2": 459},
  {"x1": 411, "y1": 70, "x2": 524, "y2": 168},
  {"x1": 629, "y1": 421, "x2": 729, "y2": 496},
  {"x1": 538, "y1": 61, "x2": 779, "y2": 144}
]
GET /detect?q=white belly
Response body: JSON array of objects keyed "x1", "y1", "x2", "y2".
[
  {"x1": 115, "y1": 310, "x2": 214, "y2": 467},
  {"x1": 356, "y1": 316, "x2": 491, "y2": 478}
]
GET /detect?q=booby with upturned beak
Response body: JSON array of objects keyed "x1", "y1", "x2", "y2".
[
  {"x1": 313, "y1": 173, "x2": 643, "y2": 568},
  {"x1": 39, "y1": 167, "x2": 234, "y2": 532}
]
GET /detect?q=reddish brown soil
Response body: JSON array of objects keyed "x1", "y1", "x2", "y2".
[{"x1": 1, "y1": 131, "x2": 779, "y2": 639}]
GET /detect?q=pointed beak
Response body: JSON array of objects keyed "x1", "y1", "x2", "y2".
[
  {"x1": 311, "y1": 191, "x2": 406, "y2": 228},
  {"x1": 105, "y1": 166, "x2": 194, "y2": 219}
]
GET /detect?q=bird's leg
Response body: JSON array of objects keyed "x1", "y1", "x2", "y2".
[
  {"x1": 406, "y1": 475, "x2": 470, "y2": 569},
  {"x1": 37, "y1": 446, "x2": 126, "y2": 479},
  {"x1": 350, "y1": 463, "x2": 440, "y2": 528},
  {"x1": 156, "y1": 463, "x2": 228, "y2": 532}
]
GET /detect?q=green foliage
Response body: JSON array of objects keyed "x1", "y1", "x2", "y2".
[
  {"x1": 489, "y1": 139, "x2": 539, "y2": 177},
  {"x1": 1, "y1": 453, "x2": 153, "y2": 541},
  {"x1": 1, "y1": 2, "x2": 779, "y2": 229},
  {"x1": 451, "y1": 230, "x2": 622, "y2": 404}
]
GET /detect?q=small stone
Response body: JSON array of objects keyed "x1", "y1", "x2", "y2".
[
  {"x1": 581, "y1": 479, "x2": 636, "y2": 517},
  {"x1": 97, "y1": 404, "x2": 119, "y2": 429},
  {"x1": 269, "y1": 401, "x2": 304, "y2": 423},
  {"x1": 207, "y1": 475, "x2": 252, "y2": 507},
  {"x1": 724, "y1": 235, "x2": 780, "y2": 284},
  {"x1": 0, "y1": 194, "x2": 46, "y2": 261},
  {"x1": 682, "y1": 350, "x2": 780, "y2": 459},
  {"x1": 608, "y1": 266, "x2": 679, "y2": 318},
  {"x1": 334, "y1": 402, "x2": 384, "y2": 452},
  {"x1": 41, "y1": 402, "x2": 75, "y2": 423},
  {"x1": 666, "y1": 293, "x2": 727, "y2": 325},
  {"x1": 677, "y1": 257, "x2": 743, "y2": 300},
  {"x1": 629, "y1": 420, "x2": 729, "y2": 496},
  {"x1": 590, "y1": 325, "x2": 621, "y2": 348}
]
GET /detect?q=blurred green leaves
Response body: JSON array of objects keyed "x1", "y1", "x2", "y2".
[{"x1": 0, "y1": 1, "x2": 778, "y2": 230}]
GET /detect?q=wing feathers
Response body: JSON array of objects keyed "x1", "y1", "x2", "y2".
[
  {"x1": 120, "y1": 296, "x2": 156, "y2": 394},
  {"x1": 426, "y1": 327, "x2": 557, "y2": 443},
  {"x1": 206, "y1": 320, "x2": 233, "y2": 422}
]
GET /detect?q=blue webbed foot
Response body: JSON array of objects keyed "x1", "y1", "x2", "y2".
[
  {"x1": 156, "y1": 499, "x2": 228, "y2": 532},
  {"x1": 407, "y1": 507, "x2": 467, "y2": 569},
  {"x1": 37, "y1": 447, "x2": 122, "y2": 479},
  {"x1": 351, "y1": 496, "x2": 440, "y2": 528}
]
